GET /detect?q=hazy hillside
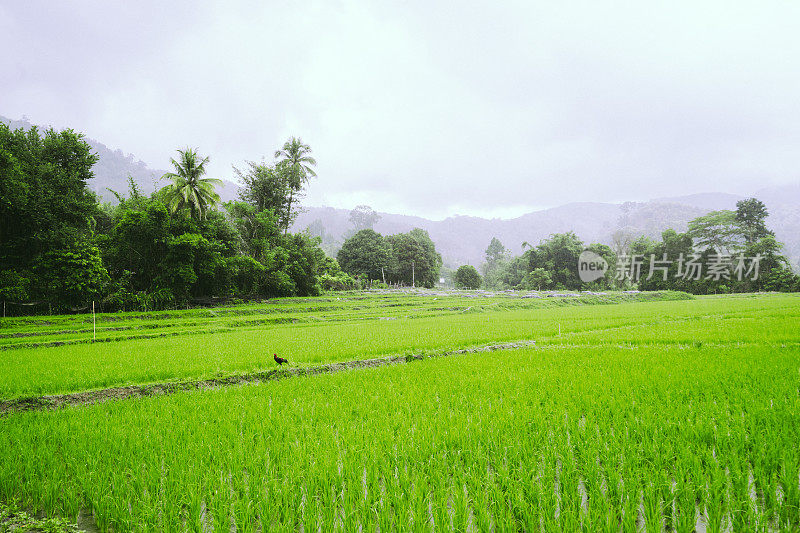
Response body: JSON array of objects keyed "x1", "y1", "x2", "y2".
[
  {"x1": 0, "y1": 115, "x2": 240, "y2": 203},
  {"x1": 650, "y1": 192, "x2": 745, "y2": 211},
  {"x1": 755, "y1": 184, "x2": 800, "y2": 269},
  {"x1": 294, "y1": 202, "x2": 701, "y2": 267},
  {"x1": 295, "y1": 190, "x2": 799, "y2": 269},
  {"x1": 4, "y1": 113, "x2": 797, "y2": 269}
]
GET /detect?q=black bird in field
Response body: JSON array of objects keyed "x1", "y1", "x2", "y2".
[{"x1": 273, "y1": 353, "x2": 289, "y2": 366}]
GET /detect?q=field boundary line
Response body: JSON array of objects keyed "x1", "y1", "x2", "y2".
[
  {"x1": 0, "y1": 292, "x2": 697, "y2": 350},
  {"x1": 0, "y1": 340, "x2": 538, "y2": 414}
]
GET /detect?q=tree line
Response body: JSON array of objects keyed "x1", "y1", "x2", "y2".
[
  {"x1": 2, "y1": 121, "x2": 796, "y2": 314},
  {"x1": 306, "y1": 204, "x2": 444, "y2": 289},
  {"x1": 336, "y1": 226, "x2": 443, "y2": 289},
  {"x1": 464, "y1": 198, "x2": 799, "y2": 293},
  {"x1": 0, "y1": 123, "x2": 355, "y2": 314}
]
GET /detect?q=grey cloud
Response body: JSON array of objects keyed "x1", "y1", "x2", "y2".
[{"x1": 2, "y1": 0, "x2": 799, "y2": 219}]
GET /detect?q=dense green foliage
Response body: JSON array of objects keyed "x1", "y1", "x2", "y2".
[
  {"x1": 336, "y1": 229, "x2": 394, "y2": 282},
  {"x1": 0, "y1": 293, "x2": 798, "y2": 531},
  {"x1": 637, "y1": 199, "x2": 798, "y2": 293},
  {"x1": 453, "y1": 264, "x2": 481, "y2": 289},
  {"x1": 3, "y1": 119, "x2": 796, "y2": 316},
  {"x1": 0, "y1": 123, "x2": 341, "y2": 313},
  {"x1": 98, "y1": 168, "x2": 326, "y2": 309},
  {"x1": 338, "y1": 228, "x2": 443, "y2": 288},
  {"x1": 687, "y1": 210, "x2": 741, "y2": 252},
  {"x1": 387, "y1": 228, "x2": 442, "y2": 288},
  {"x1": 735, "y1": 197, "x2": 772, "y2": 244},
  {"x1": 484, "y1": 233, "x2": 616, "y2": 291},
  {"x1": 481, "y1": 199, "x2": 798, "y2": 294},
  {"x1": 234, "y1": 161, "x2": 290, "y2": 221},
  {"x1": 0, "y1": 123, "x2": 105, "y2": 307}
]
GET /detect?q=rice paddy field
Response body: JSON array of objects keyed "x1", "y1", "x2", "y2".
[{"x1": 1, "y1": 290, "x2": 799, "y2": 531}]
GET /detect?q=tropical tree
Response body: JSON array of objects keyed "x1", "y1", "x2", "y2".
[
  {"x1": 485, "y1": 237, "x2": 508, "y2": 266},
  {"x1": 274, "y1": 137, "x2": 317, "y2": 233},
  {"x1": 234, "y1": 160, "x2": 289, "y2": 216},
  {"x1": 349, "y1": 205, "x2": 381, "y2": 232},
  {"x1": 520, "y1": 268, "x2": 552, "y2": 291},
  {"x1": 337, "y1": 229, "x2": 394, "y2": 282},
  {"x1": 36, "y1": 240, "x2": 109, "y2": 308},
  {"x1": 161, "y1": 148, "x2": 221, "y2": 221},
  {"x1": 687, "y1": 210, "x2": 741, "y2": 253},
  {"x1": 387, "y1": 229, "x2": 442, "y2": 288},
  {"x1": 0, "y1": 123, "x2": 102, "y2": 309},
  {"x1": 735, "y1": 198, "x2": 772, "y2": 245},
  {"x1": 454, "y1": 265, "x2": 481, "y2": 289},
  {"x1": 492, "y1": 255, "x2": 529, "y2": 289},
  {"x1": 526, "y1": 232, "x2": 585, "y2": 289}
]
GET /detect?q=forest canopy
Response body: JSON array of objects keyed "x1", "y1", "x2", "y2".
[
  {"x1": 0, "y1": 124, "x2": 358, "y2": 313},
  {"x1": 1, "y1": 121, "x2": 796, "y2": 315}
]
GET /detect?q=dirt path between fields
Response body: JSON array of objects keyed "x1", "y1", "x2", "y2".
[{"x1": 0, "y1": 340, "x2": 538, "y2": 414}]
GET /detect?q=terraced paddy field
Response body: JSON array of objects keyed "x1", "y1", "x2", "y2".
[{"x1": 1, "y1": 290, "x2": 799, "y2": 531}]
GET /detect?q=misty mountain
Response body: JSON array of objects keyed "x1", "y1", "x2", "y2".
[
  {"x1": 0, "y1": 115, "x2": 240, "y2": 203},
  {"x1": 294, "y1": 189, "x2": 800, "y2": 270},
  {"x1": 3, "y1": 114, "x2": 797, "y2": 270},
  {"x1": 649, "y1": 192, "x2": 745, "y2": 211}
]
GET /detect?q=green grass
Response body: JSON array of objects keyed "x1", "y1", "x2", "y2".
[
  {"x1": 0, "y1": 291, "x2": 710, "y2": 399},
  {"x1": 1, "y1": 291, "x2": 799, "y2": 531},
  {"x1": 0, "y1": 290, "x2": 687, "y2": 348},
  {"x1": 2, "y1": 344, "x2": 798, "y2": 531}
]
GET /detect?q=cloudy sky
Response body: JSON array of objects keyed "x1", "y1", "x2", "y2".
[{"x1": 2, "y1": 1, "x2": 799, "y2": 219}]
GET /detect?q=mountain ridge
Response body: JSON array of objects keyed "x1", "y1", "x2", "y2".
[
  {"x1": 294, "y1": 191, "x2": 799, "y2": 269},
  {"x1": 3, "y1": 114, "x2": 797, "y2": 269}
]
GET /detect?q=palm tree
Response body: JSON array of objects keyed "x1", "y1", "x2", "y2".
[
  {"x1": 274, "y1": 137, "x2": 317, "y2": 232},
  {"x1": 161, "y1": 148, "x2": 222, "y2": 221}
]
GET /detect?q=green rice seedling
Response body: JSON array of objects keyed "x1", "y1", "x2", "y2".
[
  {"x1": 0, "y1": 294, "x2": 798, "y2": 531},
  {"x1": 7, "y1": 291, "x2": 774, "y2": 398}
]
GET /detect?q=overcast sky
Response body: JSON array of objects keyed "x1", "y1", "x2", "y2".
[{"x1": 2, "y1": 1, "x2": 800, "y2": 219}]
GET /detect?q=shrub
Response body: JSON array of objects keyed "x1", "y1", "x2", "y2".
[{"x1": 454, "y1": 265, "x2": 481, "y2": 289}]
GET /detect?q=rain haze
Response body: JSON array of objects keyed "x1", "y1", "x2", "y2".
[
  {"x1": 3, "y1": 5, "x2": 800, "y2": 528},
  {"x1": 2, "y1": 0, "x2": 799, "y2": 220}
]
